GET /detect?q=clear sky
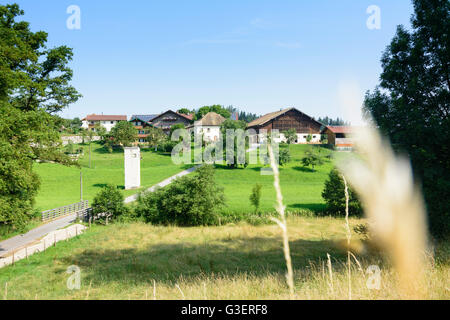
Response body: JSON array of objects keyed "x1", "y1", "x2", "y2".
[{"x1": 8, "y1": 0, "x2": 414, "y2": 121}]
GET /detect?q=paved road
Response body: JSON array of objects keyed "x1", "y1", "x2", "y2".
[
  {"x1": 0, "y1": 166, "x2": 199, "y2": 257},
  {"x1": 124, "y1": 165, "x2": 199, "y2": 203},
  {"x1": 0, "y1": 214, "x2": 77, "y2": 257}
]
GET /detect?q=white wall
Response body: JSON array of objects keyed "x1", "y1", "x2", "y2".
[
  {"x1": 81, "y1": 120, "x2": 120, "y2": 132},
  {"x1": 194, "y1": 126, "x2": 221, "y2": 142}
]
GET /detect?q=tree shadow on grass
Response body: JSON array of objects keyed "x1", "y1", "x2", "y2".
[
  {"x1": 93, "y1": 184, "x2": 125, "y2": 190},
  {"x1": 62, "y1": 236, "x2": 352, "y2": 286},
  {"x1": 288, "y1": 203, "x2": 327, "y2": 212},
  {"x1": 292, "y1": 166, "x2": 315, "y2": 173}
]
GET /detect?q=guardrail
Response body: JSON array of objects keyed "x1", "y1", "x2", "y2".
[{"x1": 41, "y1": 200, "x2": 89, "y2": 222}]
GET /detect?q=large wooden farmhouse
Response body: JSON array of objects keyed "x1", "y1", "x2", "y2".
[
  {"x1": 149, "y1": 110, "x2": 193, "y2": 134},
  {"x1": 247, "y1": 108, "x2": 325, "y2": 144}
]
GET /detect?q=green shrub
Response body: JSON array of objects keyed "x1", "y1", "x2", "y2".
[
  {"x1": 279, "y1": 148, "x2": 291, "y2": 166},
  {"x1": 249, "y1": 184, "x2": 262, "y2": 214},
  {"x1": 322, "y1": 168, "x2": 363, "y2": 216},
  {"x1": 135, "y1": 165, "x2": 225, "y2": 226},
  {"x1": 158, "y1": 141, "x2": 177, "y2": 153},
  {"x1": 92, "y1": 184, "x2": 128, "y2": 221}
]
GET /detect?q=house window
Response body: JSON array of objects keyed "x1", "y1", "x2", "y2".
[
  {"x1": 207, "y1": 128, "x2": 211, "y2": 133},
  {"x1": 111, "y1": 121, "x2": 114, "y2": 124}
]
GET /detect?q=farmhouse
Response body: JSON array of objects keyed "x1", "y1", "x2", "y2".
[
  {"x1": 130, "y1": 115, "x2": 159, "y2": 142},
  {"x1": 149, "y1": 110, "x2": 193, "y2": 134},
  {"x1": 247, "y1": 108, "x2": 324, "y2": 144},
  {"x1": 187, "y1": 112, "x2": 226, "y2": 142},
  {"x1": 81, "y1": 114, "x2": 127, "y2": 132},
  {"x1": 323, "y1": 126, "x2": 354, "y2": 149}
]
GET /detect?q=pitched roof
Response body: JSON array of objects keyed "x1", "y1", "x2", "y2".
[
  {"x1": 150, "y1": 110, "x2": 193, "y2": 123},
  {"x1": 326, "y1": 126, "x2": 354, "y2": 134},
  {"x1": 194, "y1": 112, "x2": 226, "y2": 126},
  {"x1": 83, "y1": 114, "x2": 127, "y2": 121},
  {"x1": 247, "y1": 108, "x2": 323, "y2": 128},
  {"x1": 130, "y1": 115, "x2": 159, "y2": 123}
]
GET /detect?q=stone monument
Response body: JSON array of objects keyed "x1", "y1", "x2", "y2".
[{"x1": 124, "y1": 147, "x2": 140, "y2": 190}]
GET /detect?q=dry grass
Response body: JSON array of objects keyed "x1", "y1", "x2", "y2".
[
  {"x1": 0, "y1": 218, "x2": 448, "y2": 300},
  {"x1": 339, "y1": 127, "x2": 430, "y2": 299}
]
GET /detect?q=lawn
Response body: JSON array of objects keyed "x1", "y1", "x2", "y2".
[
  {"x1": 33, "y1": 143, "x2": 339, "y2": 215},
  {"x1": 33, "y1": 142, "x2": 192, "y2": 211},
  {"x1": 215, "y1": 144, "x2": 336, "y2": 215},
  {"x1": 1, "y1": 217, "x2": 448, "y2": 300}
]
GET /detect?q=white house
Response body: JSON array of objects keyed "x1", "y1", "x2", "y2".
[
  {"x1": 188, "y1": 112, "x2": 226, "y2": 142},
  {"x1": 81, "y1": 114, "x2": 128, "y2": 132}
]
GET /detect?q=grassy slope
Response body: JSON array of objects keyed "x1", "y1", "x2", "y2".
[
  {"x1": 216, "y1": 145, "x2": 335, "y2": 214},
  {"x1": 33, "y1": 143, "x2": 192, "y2": 211},
  {"x1": 1, "y1": 218, "x2": 448, "y2": 300}
]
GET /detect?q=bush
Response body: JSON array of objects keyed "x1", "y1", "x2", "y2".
[
  {"x1": 301, "y1": 147, "x2": 324, "y2": 171},
  {"x1": 279, "y1": 148, "x2": 291, "y2": 166},
  {"x1": 135, "y1": 165, "x2": 225, "y2": 226},
  {"x1": 322, "y1": 168, "x2": 363, "y2": 217},
  {"x1": 158, "y1": 140, "x2": 177, "y2": 153},
  {"x1": 92, "y1": 184, "x2": 128, "y2": 222},
  {"x1": 249, "y1": 184, "x2": 262, "y2": 214}
]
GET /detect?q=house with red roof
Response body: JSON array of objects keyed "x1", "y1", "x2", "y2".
[
  {"x1": 82, "y1": 114, "x2": 127, "y2": 132},
  {"x1": 323, "y1": 126, "x2": 354, "y2": 148}
]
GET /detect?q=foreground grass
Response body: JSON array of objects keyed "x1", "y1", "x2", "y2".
[
  {"x1": 33, "y1": 143, "x2": 191, "y2": 211},
  {"x1": 1, "y1": 217, "x2": 448, "y2": 300}
]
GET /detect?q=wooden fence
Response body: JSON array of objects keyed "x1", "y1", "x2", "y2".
[{"x1": 41, "y1": 200, "x2": 90, "y2": 222}]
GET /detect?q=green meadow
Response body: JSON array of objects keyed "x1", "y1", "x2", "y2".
[
  {"x1": 34, "y1": 142, "x2": 336, "y2": 214},
  {"x1": 33, "y1": 142, "x2": 192, "y2": 211}
]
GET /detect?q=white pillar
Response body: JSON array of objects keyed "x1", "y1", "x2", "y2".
[{"x1": 124, "y1": 147, "x2": 141, "y2": 190}]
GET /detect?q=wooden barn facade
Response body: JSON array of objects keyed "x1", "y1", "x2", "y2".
[{"x1": 247, "y1": 108, "x2": 325, "y2": 144}]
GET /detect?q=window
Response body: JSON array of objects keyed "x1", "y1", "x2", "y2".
[
  {"x1": 111, "y1": 121, "x2": 114, "y2": 124},
  {"x1": 207, "y1": 128, "x2": 211, "y2": 133}
]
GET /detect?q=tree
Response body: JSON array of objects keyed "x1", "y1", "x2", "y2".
[
  {"x1": 306, "y1": 134, "x2": 313, "y2": 144},
  {"x1": 135, "y1": 165, "x2": 225, "y2": 226},
  {"x1": 363, "y1": 0, "x2": 450, "y2": 238},
  {"x1": 249, "y1": 184, "x2": 262, "y2": 214},
  {"x1": 92, "y1": 184, "x2": 128, "y2": 224},
  {"x1": 145, "y1": 127, "x2": 167, "y2": 151},
  {"x1": 177, "y1": 108, "x2": 191, "y2": 115},
  {"x1": 322, "y1": 168, "x2": 363, "y2": 217},
  {"x1": 301, "y1": 147, "x2": 324, "y2": 171},
  {"x1": 279, "y1": 148, "x2": 291, "y2": 167},
  {"x1": 283, "y1": 129, "x2": 297, "y2": 144},
  {"x1": 170, "y1": 123, "x2": 185, "y2": 136},
  {"x1": 108, "y1": 121, "x2": 138, "y2": 148},
  {"x1": 195, "y1": 105, "x2": 231, "y2": 120},
  {"x1": 221, "y1": 119, "x2": 249, "y2": 168},
  {"x1": 0, "y1": 4, "x2": 80, "y2": 229}
]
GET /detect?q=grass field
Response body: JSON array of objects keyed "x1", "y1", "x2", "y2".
[
  {"x1": 33, "y1": 143, "x2": 336, "y2": 215},
  {"x1": 1, "y1": 217, "x2": 448, "y2": 300},
  {"x1": 216, "y1": 145, "x2": 335, "y2": 215},
  {"x1": 33, "y1": 143, "x2": 192, "y2": 211}
]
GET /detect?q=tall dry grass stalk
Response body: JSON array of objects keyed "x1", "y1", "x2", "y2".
[
  {"x1": 268, "y1": 143, "x2": 295, "y2": 299},
  {"x1": 342, "y1": 175, "x2": 352, "y2": 300},
  {"x1": 338, "y1": 127, "x2": 429, "y2": 299}
]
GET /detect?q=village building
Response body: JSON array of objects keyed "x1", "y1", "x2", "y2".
[
  {"x1": 323, "y1": 126, "x2": 354, "y2": 149},
  {"x1": 246, "y1": 108, "x2": 324, "y2": 144},
  {"x1": 130, "y1": 115, "x2": 159, "y2": 142},
  {"x1": 81, "y1": 114, "x2": 127, "y2": 132},
  {"x1": 148, "y1": 110, "x2": 193, "y2": 134},
  {"x1": 187, "y1": 112, "x2": 226, "y2": 142}
]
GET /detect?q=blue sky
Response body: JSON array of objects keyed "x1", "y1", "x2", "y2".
[{"x1": 8, "y1": 0, "x2": 414, "y2": 120}]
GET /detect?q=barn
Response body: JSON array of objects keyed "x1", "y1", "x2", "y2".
[{"x1": 247, "y1": 108, "x2": 325, "y2": 144}]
